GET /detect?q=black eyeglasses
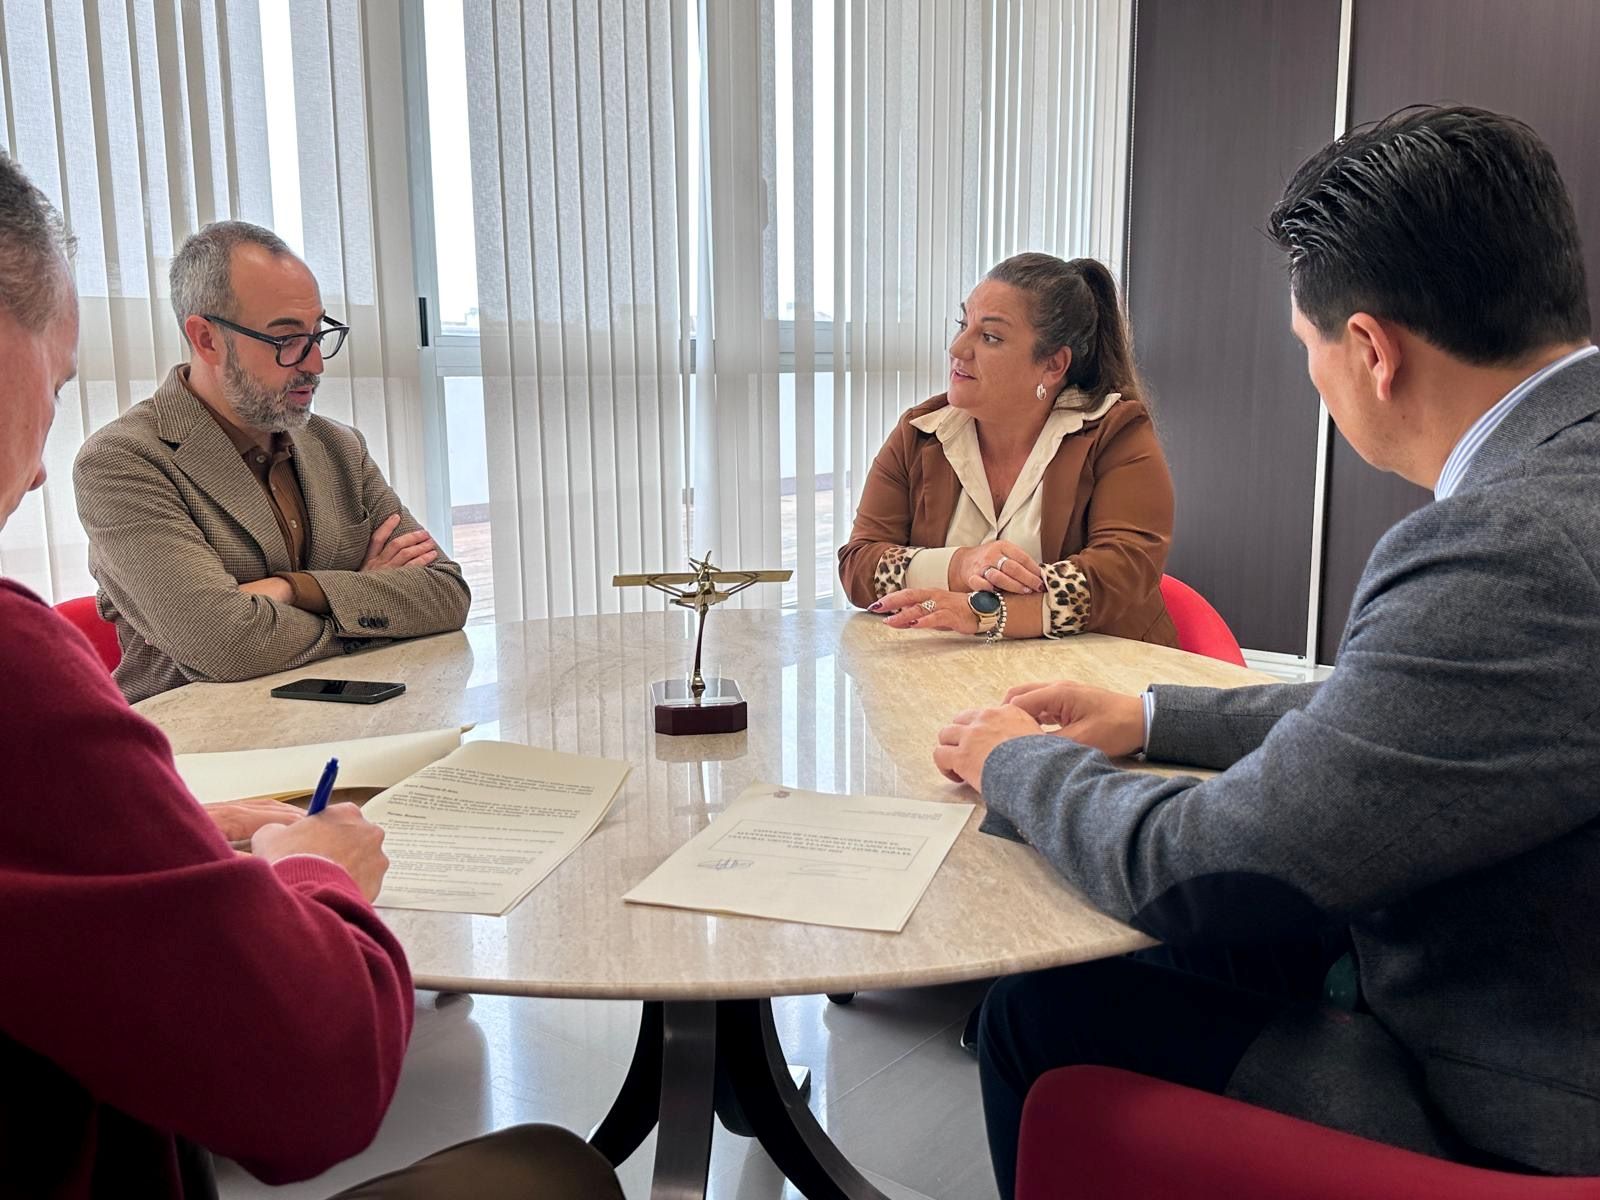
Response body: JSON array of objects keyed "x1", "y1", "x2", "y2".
[{"x1": 204, "y1": 313, "x2": 350, "y2": 367}]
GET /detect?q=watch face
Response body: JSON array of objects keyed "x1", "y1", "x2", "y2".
[{"x1": 969, "y1": 589, "x2": 1002, "y2": 615}]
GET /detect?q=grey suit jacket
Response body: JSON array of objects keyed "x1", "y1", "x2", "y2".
[
  {"x1": 984, "y1": 352, "x2": 1600, "y2": 1173},
  {"x1": 73, "y1": 368, "x2": 471, "y2": 702}
]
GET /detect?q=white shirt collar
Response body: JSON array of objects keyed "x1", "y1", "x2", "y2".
[
  {"x1": 911, "y1": 390, "x2": 1121, "y2": 530},
  {"x1": 1434, "y1": 344, "x2": 1599, "y2": 499}
]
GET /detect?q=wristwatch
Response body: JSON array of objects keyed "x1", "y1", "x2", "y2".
[{"x1": 968, "y1": 589, "x2": 1006, "y2": 640}]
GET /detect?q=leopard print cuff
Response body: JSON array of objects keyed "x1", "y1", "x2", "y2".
[
  {"x1": 872, "y1": 546, "x2": 919, "y2": 599},
  {"x1": 1041, "y1": 559, "x2": 1092, "y2": 638}
]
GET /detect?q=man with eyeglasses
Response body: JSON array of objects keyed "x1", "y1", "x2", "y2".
[{"x1": 74, "y1": 221, "x2": 470, "y2": 702}]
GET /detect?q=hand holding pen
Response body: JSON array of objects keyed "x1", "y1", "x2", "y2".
[
  {"x1": 252, "y1": 755, "x2": 390, "y2": 900},
  {"x1": 306, "y1": 757, "x2": 340, "y2": 815}
]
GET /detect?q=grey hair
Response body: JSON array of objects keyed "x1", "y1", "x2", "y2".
[
  {"x1": 169, "y1": 220, "x2": 292, "y2": 345},
  {"x1": 0, "y1": 151, "x2": 75, "y2": 331}
]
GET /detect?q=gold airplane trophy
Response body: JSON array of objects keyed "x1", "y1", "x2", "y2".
[{"x1": 613, "y1": 553, "x2": 792, "y2": 735}]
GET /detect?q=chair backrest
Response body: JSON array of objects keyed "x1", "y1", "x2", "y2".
[
  {"x1": 52, "y1": 595, "x2": 122, "y2": 673},
  {"x1": 1017, "y1": 1065, "x2": 1600, "y2": 1199},
  {"x1": 1160, "y1": 574, "x2": 1246, "y2": 668}
]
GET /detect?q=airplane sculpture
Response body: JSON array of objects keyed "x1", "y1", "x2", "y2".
[{"x1": 613, "y1": 553, "x2": 792, "y2": 734}]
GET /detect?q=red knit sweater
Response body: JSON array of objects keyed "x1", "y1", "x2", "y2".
[{"x1": 0, "y1": 579, "x2": 414, "y2": 1195}]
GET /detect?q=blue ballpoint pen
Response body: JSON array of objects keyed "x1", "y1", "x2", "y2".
[{"x1": 306, "y1": 757, "x2": 340, "y2": 815}]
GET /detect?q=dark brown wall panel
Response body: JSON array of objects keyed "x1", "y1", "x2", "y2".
[
  {"x1": 1129, "y1": 0, "x2": 1342, "y2": 655},
  {"x1": 1318, "y1": 0, "x2": 1600, "y2": 661}
]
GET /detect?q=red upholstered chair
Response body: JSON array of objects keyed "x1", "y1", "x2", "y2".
[
  {"x1": 1160, "y1": 574, "x2": 1246, "y2": 667},
  {"x1": 53, "y1": 595, "x2": 122, "y2": 673},
  {"x1": 1016, "y1": 1065, "x2": 1600, "y2": 1200}
]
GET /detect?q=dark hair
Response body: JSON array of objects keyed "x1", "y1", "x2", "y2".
[
  {"x1": 984, "y1": 252, "x2": 1145, "y2": 409},
  {"x1": 1269, "y1": 104, "x2": 1590, "y2": 364},
  {"x1": 0, "y1": 151, "x2": 75, "y2": 331}
]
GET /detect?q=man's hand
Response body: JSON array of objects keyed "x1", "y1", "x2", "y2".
[
  {"x1": 870, "y1": 588, "x2": 981, "y2": 635},
  {"x1": 251, "y1": 803, "x2": 391, "y2": 902},
  {"x1": 1004, "y1": 680, "x2": 1146, "y2": 758},
  {"x1": 933, "y1": 705, "x2": 1045, "y2": 794},
  {"x1": 239, "y1": 577, "x2": 293, "y2": 604},
  {"x1": 207, "y1": 797, "x2": 304, "y2": 842},
  {"x1": 361, "y1": 514, "x2": 441, "y2": 573}
]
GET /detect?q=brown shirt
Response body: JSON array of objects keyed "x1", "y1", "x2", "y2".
[{"x1": 184, "y1": 370, "x2": 330, "y2": 614}]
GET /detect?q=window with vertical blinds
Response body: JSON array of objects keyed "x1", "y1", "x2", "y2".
[
  {"x1": 3, "y1": 0, "x2": 1130, "y2": 620},
  {"x1": 0, "y1": 0, "x2": 420, "y2": 604},
  {"x1": 461, "y1": 0, "x2": 1133, "y2": 618}
]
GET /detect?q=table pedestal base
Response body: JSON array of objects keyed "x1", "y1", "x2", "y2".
[{"x1": 590, "y1": 999, "x2": 888, "y2": 1199}]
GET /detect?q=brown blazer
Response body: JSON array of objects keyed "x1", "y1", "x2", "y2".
[
  {"x1": 73, "y1": 368, "x2": 472, "y2": 702},
  {"x1": 837, "y1": 393, "x2": 1177, "y2": 645}
]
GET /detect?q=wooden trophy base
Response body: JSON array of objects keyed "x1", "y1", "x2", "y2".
[{"x1": 652, "y1": 677, "x2": 748, "y2": 735}]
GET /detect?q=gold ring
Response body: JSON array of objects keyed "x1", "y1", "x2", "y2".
[{"x1": 920, "y1": 598, "x2": 938, "y2": 612}]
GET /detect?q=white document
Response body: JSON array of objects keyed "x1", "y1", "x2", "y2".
[
  {"x1": 364, "y1": 740, "x2": 630, "y2": 916},
  {"x1": 624, "y1": 783, "x2": 974, "y2": 932},
  {"x1": 175, "y1": 727, "x2": 467, "y2": 805}
]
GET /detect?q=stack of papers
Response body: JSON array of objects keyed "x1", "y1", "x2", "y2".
[{"x1": 624, "y1": 783, "x2": 973, "y2": 932}]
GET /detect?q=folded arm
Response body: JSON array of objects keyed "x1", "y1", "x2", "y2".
[
  {"x1": 74, "y1": 440, "x2": 349, "y2": 683},
  {"x1": 304, "y1": 433, "x2": 471, "y2": 638}
]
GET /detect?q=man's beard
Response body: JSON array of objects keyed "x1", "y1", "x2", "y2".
[{"x1": 223, "y1": 347, "x2": 317, "y2": 433}]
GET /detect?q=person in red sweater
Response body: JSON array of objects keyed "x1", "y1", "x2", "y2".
[{"x1": 0, "y1": 158, "x2": 622, "y2": 1196}]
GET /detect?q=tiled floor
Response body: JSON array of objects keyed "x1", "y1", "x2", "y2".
[
  {"x1": 216, "y1": 982, "x2": 998, "y2": 1200},
  {"x1": 450, "y1": 518, "x2": 496, "y2": 626}
]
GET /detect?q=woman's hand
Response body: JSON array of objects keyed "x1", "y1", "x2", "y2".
[
  {"x1": 948, "y1": 541, "x2": 1044, "y2": 594},
  {"x1": 869, "y1": 588, "x2": 981, "y2": 635}
]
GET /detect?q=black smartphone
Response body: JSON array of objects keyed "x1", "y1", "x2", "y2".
[{"x1": 269, "y1": 678, "x2": 407, "y2": 704}]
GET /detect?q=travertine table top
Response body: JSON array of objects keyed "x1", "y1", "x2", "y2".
[{"x1": 136, "y1": 609, "x2": 1273, "y2": 1000}]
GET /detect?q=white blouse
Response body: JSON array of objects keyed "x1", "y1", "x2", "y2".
[{"x1": 904, "y1": 388, "x2": 1121, "y2": 591}]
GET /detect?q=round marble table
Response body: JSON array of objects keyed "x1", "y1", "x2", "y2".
[{"x1": 137, "y1": 608, "x2": 1272, "y2": 1198}]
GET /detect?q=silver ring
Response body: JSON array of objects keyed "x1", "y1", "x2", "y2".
[
  {"x1": 920, "y1": 598, "x2": 938, "y2": 612},
  {"x1": 983, "y1": 565, "x2": 997, "y2": 579},
  {"x1": 997, "y1": 555, "x2": 1010, "y2": 571}
]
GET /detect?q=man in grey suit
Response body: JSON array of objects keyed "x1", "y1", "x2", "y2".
[{"x1": 934, "y1": 105, "x2": 1600, "y2": 1194}]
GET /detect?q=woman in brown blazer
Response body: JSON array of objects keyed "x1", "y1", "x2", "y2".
[{"x1": 837, "y1": 252, "x2": 1176, "y2": 645}]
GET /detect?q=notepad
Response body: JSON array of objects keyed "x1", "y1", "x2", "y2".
[{"x1": 174, "y1": 727, "x2": 469, "y2": 805}]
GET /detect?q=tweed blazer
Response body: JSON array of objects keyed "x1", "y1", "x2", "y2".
[
  {"x1": 981, "y1": 352, "x2": 1600, "y2": 1174},
  {"x1": 73, "y1": 368, "x2": 471, "y2": 703},
  {"x1": 837, "y1": 393, "x2": 1177, "y2": 645}
]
